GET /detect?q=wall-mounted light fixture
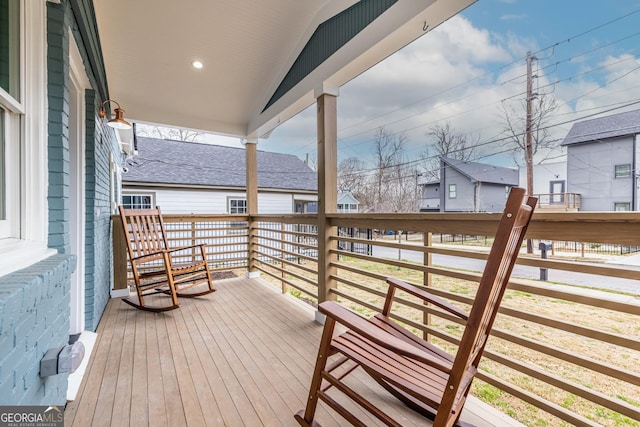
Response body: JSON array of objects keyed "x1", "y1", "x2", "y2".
[{"x1": 99, "y1": 99, "x2": 132, "y2": 130}]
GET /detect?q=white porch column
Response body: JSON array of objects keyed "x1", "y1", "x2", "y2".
[
  {"x1": 245, "y1": 138, "x2": 260, "y2": 278},
  {"x1": 316, "y1": 89, "x2": 339, "y2": 310}
]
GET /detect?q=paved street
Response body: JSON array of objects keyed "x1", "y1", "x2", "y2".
[{"x1": 371, "y1": 244, "x2": 640, "y2": 295}]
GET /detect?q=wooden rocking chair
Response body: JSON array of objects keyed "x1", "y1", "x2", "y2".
[
  {"x1": 295, "y1": 187, "x2": 536, "y2": 427},
  {"x1": 118, "y1": 206, "x2": 215, "y2": 312}
]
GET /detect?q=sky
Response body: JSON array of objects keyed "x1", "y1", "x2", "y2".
[{"x1": 202, "y1": 0, "x2": 640, "y2": 169}]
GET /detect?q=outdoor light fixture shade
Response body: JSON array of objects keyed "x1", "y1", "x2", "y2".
[{"x1": 99, "y1": 99, "x2": 132, "y2": 130}]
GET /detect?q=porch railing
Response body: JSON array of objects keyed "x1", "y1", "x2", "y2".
[
  {"x1": 534, "y1": 192, "x2": 581, "y2": 210},
  {"x1": 112, "y1": 211, "x2": 640, "y2": 426}
]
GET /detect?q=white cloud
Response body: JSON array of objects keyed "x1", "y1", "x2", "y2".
[{"x1": 267, "y1": 13, "x2": 640, "y2": 168}]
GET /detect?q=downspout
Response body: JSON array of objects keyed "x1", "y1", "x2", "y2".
[
  {"x1": 473, "y1": 181, "x2": 479, "y2": 212},
  {"x1": 634, "y1": 135, "x2": 638, "y2": 211},
  {"x1": 440, "y1": 158, "x2": 445, "y2": 212}
]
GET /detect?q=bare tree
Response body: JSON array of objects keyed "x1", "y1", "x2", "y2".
[
  {"x1": 366, "y1": 127, "x2": 419, "y2": 212},
  {"x1": 421, "y1": 122, "x2": 481, "y2": 181},
  {"x1": 385, "y1": 163, "x2": 420, "y2": 213},
  {"x1": 136, "y1": 124, "x2": 204, "y2": 142},
  {"x1": 501, "y1": 92, "x2": 558, "y2": 254},
  {"x1": 500, "y1": 94, "x2": 558, "y2": 167},
  {"x1": 427, "y1": 122, "x2": 480, "y2": 160},
  {"x1": 338, "y1": 157, "x2": 368, "y2": 200}
]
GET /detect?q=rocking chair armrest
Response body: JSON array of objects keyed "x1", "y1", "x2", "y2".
[
  {"x1": 165, "y1": 243, "x2": 207, "y2": 254},
  {"x1": 130, "y1": 244, "x2": 206, "y2": 262},
  {"x1": 387, "y1": 277, "x2": 468, "y2": 321},
  {"x1": 319, "y1": 301, "x2": 452, "y2": 373},
  {"x1": 131, "y1": 250, "x2": 169, "y2": 262}
]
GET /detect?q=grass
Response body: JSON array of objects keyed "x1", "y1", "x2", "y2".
[{"x1": 258, "y1": 256, "x2": 640, "y2": 427}]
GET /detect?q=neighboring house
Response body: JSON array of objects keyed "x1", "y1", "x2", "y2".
[
  {"x1": 562, "y1": 109, "x2": 640, "y2": 211},
  {"x1": 518, "y1": 162, "x2": 579, "y2": 211},
  {"x1": 518, "y1": 162, "x2": 567, "y2": 196},
  {"x1": 0, "y1": 1, "x2": 124, "y2": 406},
  {"x1": 434, "y1": 157, "x2": 519, "y2": 212},
  {"x1": 418, "y1": 177, "x2": 441, "y2": 212},
  {"x1": 337, "y1": 191, "x2": 360, "y2": 213},
  {"x1": 122, "y1": 137, "x2": 317, "y2": 214}
]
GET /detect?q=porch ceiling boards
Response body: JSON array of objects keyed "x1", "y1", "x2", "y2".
[
  {"x1": 64, "y1": 277, "x2": 517, "y2": 426},
  {"x1": 93, "y1": 0, "x2": 475, "y2": 139}
]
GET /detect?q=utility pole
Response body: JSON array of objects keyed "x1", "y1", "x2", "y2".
[
  {"x1": 525, "y1": 51, "x2": 535, "y2": 198},
  {"x1": 525, "y1": 51, "x2": 537, "y2": 253}
]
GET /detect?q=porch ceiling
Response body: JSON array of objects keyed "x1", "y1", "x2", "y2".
[{"x1": 93, "y1": 0, "x2": 474, "y2": 140}]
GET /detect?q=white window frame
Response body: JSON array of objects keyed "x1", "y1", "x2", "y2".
[
  {"x1": 614, "y1": 164, "x2": 631, "y2": 179},
  {"x1": 614, "y1": 202, "x2": 631, "y2": 212},
  {"x1": 448, "y1": 184, "x2": 457, "y2": 199},
  {"x1": 121, "y1": 193, "x2": 155, "y2": 209},
  {"x1": 0, "y1": 1, "x2": 54, "y2": 278},
  {"x1": 228, "y1": 198, "x2": 247, "y2": 214}
]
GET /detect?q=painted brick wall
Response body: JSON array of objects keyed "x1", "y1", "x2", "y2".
[
  {"x1": 0, "y1": 255, "x2": 75, "y2": 405},
  {"x1": 47, "y1": 0, "x2": 118, "y2": 332},
  {"x1": 84, "y1": 92, "x2": 118, "y2": 331},
  {"x1": 47, "y1": 1, "x2": 71, "y2": 254}
]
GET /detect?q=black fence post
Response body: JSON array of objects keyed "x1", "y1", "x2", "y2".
[{"x1": 539, "y1": 241, "x2": 552, "y2": 281}]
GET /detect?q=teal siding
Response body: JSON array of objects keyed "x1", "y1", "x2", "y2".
[
  {"x1": 47, "y1": 1, "x2": 71, "y2": 254},
  {"x1": 83, "y1": 90, "x2": 117, "y2": 331},
  {"x1": 68, "y1": 0, "x2": 109, "y2": 101},
  {"x1": 0, "y1": 0, "x2": 115, "y2": 407},
  {"x1": 48, "y1": 0, "x2": 117, "y2": 331},
  {"x1": 264, "y1": 0, "x2": 396, "y2": 111}
]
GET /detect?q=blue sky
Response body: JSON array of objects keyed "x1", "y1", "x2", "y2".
[{"x1": 205, "y1": 1, "x2": 640, "y2": 169}]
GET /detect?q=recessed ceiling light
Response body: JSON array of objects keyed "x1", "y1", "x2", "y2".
[{"x1": 192, "y1": 60, "x2": 204, "y2": 69}]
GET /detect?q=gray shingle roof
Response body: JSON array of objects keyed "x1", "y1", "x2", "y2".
[
  {"x1": 441, "y1": 156, "x2": 519, "y2": 185},
  {"x1": 123, "y1": 137, "x2": 317, "y2": 191},
  {"x1": 561, "y1": 109, "x2": 640, "y2": 146}
]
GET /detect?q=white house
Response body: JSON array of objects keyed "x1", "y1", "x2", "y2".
[
  {"x1": 122, "y1": 137, "x2": 318, "y2": 214},
  {"x1": 518, "y1": 162, "x2": 567, "y2": 196},
  {"x1": 337, "y1": 191, "x2": 360, "y2": 213}
]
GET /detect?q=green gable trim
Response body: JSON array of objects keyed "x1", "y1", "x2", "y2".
[
  {"x1": 263, "y1": 0, "x2": 397, "y2": 112},
  {"x1": 69, "y1": 0, "x2": 108, "y2": 101}
]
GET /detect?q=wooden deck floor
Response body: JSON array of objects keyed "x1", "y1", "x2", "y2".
[{"x1": 64, "y1": 277, "x2": 521, "y2": 427}]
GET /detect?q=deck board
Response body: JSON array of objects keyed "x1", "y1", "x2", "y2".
[{"x1": 65, "y1": 277, "x2": 521, "y2": 427}]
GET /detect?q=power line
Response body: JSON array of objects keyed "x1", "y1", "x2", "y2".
[
  {"x1": 337, "y1": 99, "x2": 640, "y2": 179},
  {"x1": 288, "y1": 7, "x2": 640, "y2": 162}
]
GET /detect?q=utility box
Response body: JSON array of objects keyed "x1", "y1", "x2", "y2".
[{"x1": 40, "y1": 342, "x2": 85, "y2": 377}]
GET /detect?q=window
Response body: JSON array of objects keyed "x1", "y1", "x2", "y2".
[
  {"x1": 448, "y1": 184, "x2": 457, "y2": 199},
  {"x1": 0, "y1": 0, "x2": 20, "y2": 100},
  {"x1": 0, "y1": 0, "x2": 20, "y2": 229},
  {"x1": 122, "y1": 194, "x2": 153, "y2": 209},
  {"x1": 614, "y1": 164, "x2": 631, "y2": 179},
  {"x1": 614, "y1": 202, "x2": 631, "y2": 212},
  {"x1": 228, "y1": 198, "x2": 247, "y2": 214},
  {"x1": 306, "y1": 202, "x2": 318, "y2": 213},
  {"x1": 0, "y1": 108, "x2": 4, "y2": 219},
  {"x1": 0, "y1": 0, "x2": 53, "y2": 276}
]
